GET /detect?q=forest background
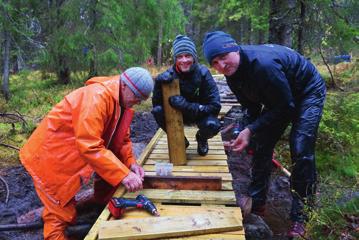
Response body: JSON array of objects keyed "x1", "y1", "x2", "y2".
[{"x1": 0, "y1": 1, "x2": 358, "y2": 239}]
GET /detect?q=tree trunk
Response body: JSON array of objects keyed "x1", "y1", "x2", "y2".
[
  {"x1": 157, "y1": 8, "x2": 163, "y2": 66},
  {"x1": 319, "y1": 45, "x2": 337, "y2": 89},
  {"x1": 57, "y1": 57, "x2": 70, "y2": 84},
  {"x1": 2, "y1": 29, "x2": 11, "y2": 101},
  {"x1": 88, "y1": 0, "x2": 98, "y2": 79},
  {"x1": 297, "y1": 0, "x2": 306, "y2": 54},
  {"x1": 247, "y1": 18, "x2": 252, "y2": 44},
  {"x1": 269, "y1": 0, "x2": 296, "y2": 47},
  {"x1": 258, "y1": 0, "x2": 266, "y2": 44},
  {"x1": 55, "y1": 0, "x2": 70, "y2": 84}
]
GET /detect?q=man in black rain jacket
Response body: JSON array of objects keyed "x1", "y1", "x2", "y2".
[{"x1": 203, "y1": 31, "x2": 326, "y2": 237}]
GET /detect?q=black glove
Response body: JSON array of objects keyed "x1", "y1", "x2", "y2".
[
  {"x1": 169, "y1": 96, "x2": 187, "y2": 110},
  {"x1": 156, "y1": 71, "x2": 174, "y2": 83},
  {"x1": 169, "y1": 95, "x2": 202, "y2": 117}
]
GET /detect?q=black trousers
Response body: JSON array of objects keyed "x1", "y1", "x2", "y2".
[
  {"x1": 250, "y1": 77, "x2": 326, "y2": 222},
  {"x1": 151, "y1": 105, "x2": 221, "y2": 140}
]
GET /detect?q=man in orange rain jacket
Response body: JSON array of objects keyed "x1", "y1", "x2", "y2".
[{"x1": 20, "y1": 67, "x2": 154, "y2": 240}]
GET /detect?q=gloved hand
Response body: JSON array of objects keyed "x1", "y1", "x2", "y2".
[
  {"x1": 169, "y1": 95, "x2": 188, "y2": 110},
  {"x1": 169, "y1": 95, "x2": 201, "y2": 117},
  {"x1": 156, "y1": 71, "x2": 174, "y2": 83}
]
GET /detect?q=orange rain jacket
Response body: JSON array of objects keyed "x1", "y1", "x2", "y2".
[{"x1": 20, "y1": 75, "x2": 136, "y2": 207}]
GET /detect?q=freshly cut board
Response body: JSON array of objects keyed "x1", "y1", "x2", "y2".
[{"x1": 99, "y1": 212, "x2": 242, "y2": 240}]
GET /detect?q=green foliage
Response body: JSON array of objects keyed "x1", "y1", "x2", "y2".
[
  {"x1": 34, "y1": 0, "x2": 186, "y2": 79},
  {"x1": 308, "y1": 187, "x2": 359, "y2": 239},
  {"x1": 4, "y1": 70, "x2": 83, "y2": 117},
  {"x1": 316, "y1": 91, "x2": 359, "y2": 179}
]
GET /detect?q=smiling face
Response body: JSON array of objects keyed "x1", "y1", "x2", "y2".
[
  {"x1": 211, "y1": 51, "x2": 240, "y2": 76},
  {"x1": 175, "y1": 53, "x2": 194, "y2": 73}
]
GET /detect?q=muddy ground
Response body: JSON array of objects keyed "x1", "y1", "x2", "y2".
[{"x1": 0, "y1": 110, "x2": 293, "y2": 240}]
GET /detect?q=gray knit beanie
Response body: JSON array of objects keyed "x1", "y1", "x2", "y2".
[
  {"x1": 121, "y1": 67, "x2": 154, "y2": 100},
  {"x1": 172, "y1": 35, "x2": 197, "y2": 62}
]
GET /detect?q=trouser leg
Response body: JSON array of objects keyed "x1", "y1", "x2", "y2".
[
  {"x1": 93, "y1": 173, "x2": 117, "y2": 204},
  {"x1": 152, "y1": 105, "x2": 190, "y2": 148},
  {"x1": 249, "y1": 117, "x2": 289, "y2": 209},
  {"x1": 33, "y1": 182, "x2": 77, "y2": 240},
  {"x1": 195, "y1": 115, "x2": 221, "y2": 156},
  {"x1": 196, "y1": 115, "x2": 221, "y2": 140},
  {"x1": 151, "y1": 105, "x2": 166, "y2": 131},
  {"x1": 290, "y1": 85, "x2": 325, "y2": 222},
  {"x1": 42, "y1": 204, "x2": 76, "y2": 240}
]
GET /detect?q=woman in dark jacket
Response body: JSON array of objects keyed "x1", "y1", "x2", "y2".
[{"x1": 152, "y1": 35, "x2": 221, "y2": 156}]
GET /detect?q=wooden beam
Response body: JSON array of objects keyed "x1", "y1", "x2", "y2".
[
  {"x1": 143, "y1": 175, "x2": 222, "y2": 191},
  {"x1": 161, "y1": 79, "x2": 187, "y2": 165},
  {"x1": 143, "y1": 165, "x2": 229, "y2": 173},
  {"x1": 99, "y1": 212, "x2": 242, "y2": 240},
  {"x1": 144, "y1": 171, "x2": 233, "y2": 181},
  {"x1": 124, "y1": 189, "x2": 236, "y2": 205}
]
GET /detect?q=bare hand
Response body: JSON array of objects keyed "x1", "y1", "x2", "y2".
[
  {"x1": 223, "y1": 128, "x2": 251, "y2": 153},
  {"x1": 130, "y1": 163, "x2": 145, "y2": 181},
  {"x1": 121, "y1": 172, "x2": 143, "y2": 192}
]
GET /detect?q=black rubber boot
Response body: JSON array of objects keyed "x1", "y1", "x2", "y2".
[{"x1": 196, "y1": 132, "x2": 208, "y2": 156}]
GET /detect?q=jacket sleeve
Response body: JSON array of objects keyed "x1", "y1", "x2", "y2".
[
  {"x1": 198, "y1": 66, "x2": 221, "y2": 116},
  {"x1": 246, "y1": 60, "x2": 295, "y2": 134},
  {"x1": 152, "y1": 68, "x2": 179, "y2": 108},
  {"x1": 152, "y1": 79, "x2": 163, "y2": 108},
  {"x1": 71, "y1": 87, "x2": 131, "y2": 187}
]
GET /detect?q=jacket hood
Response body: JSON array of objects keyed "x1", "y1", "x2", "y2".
[{"x1": 85, "y1": 75, "x2": 121, "y2": 103}]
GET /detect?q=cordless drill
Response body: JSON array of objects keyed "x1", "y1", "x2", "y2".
[{"x1": 108, "y1": 194, "x2": 160, "y2": 219}]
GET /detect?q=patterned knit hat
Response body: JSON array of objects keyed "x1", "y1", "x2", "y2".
[
  {"x1": 121, "y1": 67, "x2": 154, "y2": 100},
  {"x1": 172, "y1": 35, "x2": 197, "y2": 62},
  {"x1": 202, "y1": 31, "x2": 239, "y2": 64}
]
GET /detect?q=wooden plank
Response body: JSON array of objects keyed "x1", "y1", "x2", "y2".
[
  {"x1": 157, "y1": 141, "x2": 224, "y2": 146},
  {"x1": 146, "y1": 159, "x2": 227, "y2": 166},
  {"x1": 151, "y1": 148, "x2": 224, "y2": 155},
  {"x1": 84, "y1": 129, "x2": 164, "y2": 240},
  {"x1": 116, "y1": 204, "x2": 242, "y2": 220},
  {"x1": 162, "y1": 79, "x2": 187, "y2": 165},
  {"x1": 123, "y1": 189, "x2": 236, "y2": 205},
  {"x1": 143, "y1": 175, "x2": 222, "y2": 191},
  {"x1": 144, "y1": 171, "x2": 233, "y2": 181},
  {"x1": 176, "y1": 233, "x2": 245, "y2": 240},
  {"x1": 143, "y1": 165, "x2": 229, "y2": 173},
  {"x1": 159, "y1": 137, "x2": 222, "y2": 142},
  {"x1": 155, "y1": 144, "x2": 225, "y2": 150},
  {"x1": 148, "y1": 153, "x2": 227, "y2": 160},
  {"x1": 99, "y1": 212, "x2": 242, "y2": 240}
]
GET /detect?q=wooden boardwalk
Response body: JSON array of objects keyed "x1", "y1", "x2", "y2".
[{"x1": 85, "y1": 115, "x2": 244, "y2": 239}]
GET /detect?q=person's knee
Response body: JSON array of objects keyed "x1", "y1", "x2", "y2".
[
  {"x1": 151, "y1": 106, "x2": 165, "y2": 129},
  {"x1": 198, "y1": 117, "x2": 221, "y2": 139}
]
